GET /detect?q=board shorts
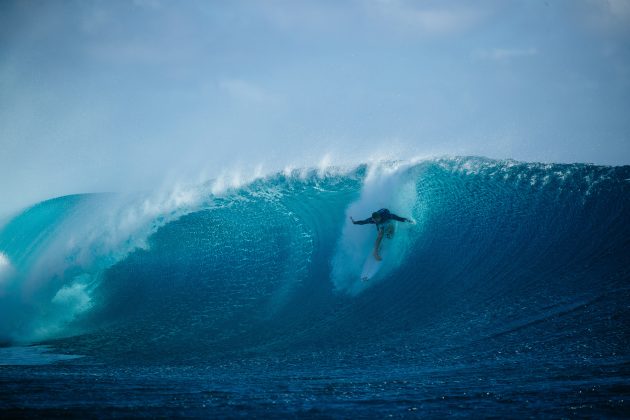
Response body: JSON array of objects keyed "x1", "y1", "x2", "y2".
[{"x1": 377, "y1": 220, "x2": 395, "y2": 238}]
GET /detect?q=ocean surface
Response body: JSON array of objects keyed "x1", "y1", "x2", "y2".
[{"x1": 1, "y1": 157, "x2": 628, "y2": 417}]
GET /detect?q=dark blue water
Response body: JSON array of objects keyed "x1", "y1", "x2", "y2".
[{"x1": 1, "y1": 157, "x2": 629, "y2": 417}]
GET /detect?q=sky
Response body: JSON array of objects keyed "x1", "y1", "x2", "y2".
[{"x1": 1, "y1": 0, "x2": 629, "y2": 215}]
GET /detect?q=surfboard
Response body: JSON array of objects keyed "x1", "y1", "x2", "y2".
[{"x1": 360, "y1": 252, "x2": 382, "y2": 281}]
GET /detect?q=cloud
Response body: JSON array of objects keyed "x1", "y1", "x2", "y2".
[
  {"x1": 132, "y1": 0, "x2": 164, "y2": 10},
  {"x1": 254, "y1": 1, "x2": 349, "y2": 32},
  {"x1": 219, "y1": 79, "x2": 279, "y2": 104},
  {"x1": 367, "y1": 0, "x2": 489, "y2": 36},
  {"x1": 581, "y1": 0, "x2": 630, "y2": 33},
  {"x1": 605, "y1": 0, "x2": 630, "y2": 21},
  {"x1": 253, "y1": 0, "x2": 490, "y2": 39},
  {"x1": 474, "y1": 47, "x2": 539, "y2": 61}
]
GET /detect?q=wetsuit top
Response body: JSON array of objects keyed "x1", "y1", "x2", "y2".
[{"x1": 352, "y1": 208, "x2": 408, "y2": 230}]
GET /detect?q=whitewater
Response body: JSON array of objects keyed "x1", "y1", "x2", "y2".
[{"x1": 1, "y1": 156, "x2": 628, "y2": 417}]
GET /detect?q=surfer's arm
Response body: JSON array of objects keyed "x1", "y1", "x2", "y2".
[
  {"x1": 351, "y1": 217, "x2": 374, "y2": 225},
  {"x1": 390, "y1": 213, "x2": 411, "y2": 223}
]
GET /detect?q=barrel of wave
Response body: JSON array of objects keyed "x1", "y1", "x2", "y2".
[{"x1": 331, "y1": 161, "x2": 421, "y2": 295}]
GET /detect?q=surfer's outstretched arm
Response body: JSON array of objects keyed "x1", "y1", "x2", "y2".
[
  {"x1": 351, "y1": 216, "x2": 374, "y2": 225},
  {"x1": 390, "y1": 213, "x2": 411, "y2": 223},
  {"x1": 373, "y1": 230, "x2": 384, "y2": 261}
]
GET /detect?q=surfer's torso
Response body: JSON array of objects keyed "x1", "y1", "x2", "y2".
[{"x1": 353, "y1": 208, "x2": 407, "y2": 231}]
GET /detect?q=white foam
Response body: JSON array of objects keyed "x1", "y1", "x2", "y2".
[
  {"x1": 0, "y1": 252, "x2": 13, "y2": 293},
  {"x1": 210, "y1": 166, "x2": 268, "y2": 195},
  {"x1": 52, "y1": 281, "x2": 93, "y2": 314}
]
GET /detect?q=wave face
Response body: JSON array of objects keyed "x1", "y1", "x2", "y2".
[{"x1": 1, "y1": 157, "x2": 629, "y2": 367}]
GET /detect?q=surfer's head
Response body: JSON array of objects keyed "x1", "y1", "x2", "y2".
[{"x1": 372, "y1": 212, "x2": 382, "y2": 223}]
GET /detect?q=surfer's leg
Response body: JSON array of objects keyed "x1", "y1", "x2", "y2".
[
  {"x1": 373, "y1": 230, "x2": 384, "y2": 261},
  {"x1": 385, "y1": 222, "x2": 394, "y2": 239}
]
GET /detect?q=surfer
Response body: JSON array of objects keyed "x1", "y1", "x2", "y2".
[{"x1": 351, "y1": 208, "x2": 413, "y2": 261}]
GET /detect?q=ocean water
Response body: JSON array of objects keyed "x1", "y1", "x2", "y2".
[{"x1": 1, "y1": 157, "x2": 628, "y2": 417}]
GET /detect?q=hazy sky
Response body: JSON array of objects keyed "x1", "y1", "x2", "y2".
[{"x1": 1, "y1": 0, "x2": 629, "y2": 215}]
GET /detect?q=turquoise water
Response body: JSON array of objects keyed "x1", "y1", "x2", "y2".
[{"x1": 1, "y1": 157, "x2": 628, "y2": 417}]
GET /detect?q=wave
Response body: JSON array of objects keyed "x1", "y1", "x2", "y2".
[{"x1": 0, "y1": 157, "x2": 628, "y2": 364}]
